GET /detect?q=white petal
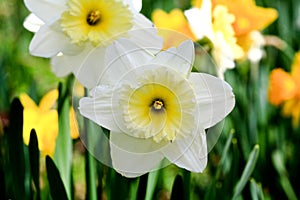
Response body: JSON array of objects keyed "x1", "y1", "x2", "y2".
[
  {"x1": 78, "y1": 85, "x2": 121, "y2": 132},
  {"x1": 50, "y1": 54, "x2": 73, "y2": 77},
  {"x1": 70, "y1": 46, "x2": 107, "y2": 89},
  {"x1": 162, "y1": 129, "x2": 207, "y2": 172},
  {"x1": 149, "y1": 40, "x2": 194, "y2": 75},
  {"x1": 184, "y1": 4, "x2": 214, "y2": 40},
  {"x1": 23, "y1": 14, "x2": 44, "y2": 33},
  {"x1": 24, "y1": 0, "x2": 67, "y2": 22},
  {"x1": 130, "y1": 13, "x2": 164, "y2": 54},
  {"x1": 110, "y1": 131, "x2": 165, "y2": 177},
  {"x1": 124, "y1": 0, "x2": 142, "y2": 12},
  {"x1": 29, "y1": 25, "x2": 69, "y2": 57},
  {"x1": 189, "y1": 73, "x2": 235, "y2": 129},
  {"x1": 100, "y1": 38, "x2": 154, "y2": 85}
]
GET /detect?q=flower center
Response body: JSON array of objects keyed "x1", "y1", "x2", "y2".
[
  {"x1": 60, "y1": 0, "x2": 133, "y2": 46},
  {"x1": 119, "y1": 68, "x2": 197, "y2": 143},
  {"x1": 86, "y1": 10, "x2": 101, "y2": 26},
  {"x1": 152, "y1": 99, "x2": 164, "y2": 110}
]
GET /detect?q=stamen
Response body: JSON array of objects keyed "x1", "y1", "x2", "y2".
[
  {"x1": 152, "y1": 99, "x2": 164, "y2": 110},
  {"x1": 87, "y1": 10, "x2": 101, "y2": 26}
]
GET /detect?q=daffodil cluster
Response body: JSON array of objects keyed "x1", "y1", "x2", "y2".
[
  {"x1": 24, "y1": 0, "x2": 236, "y2": 177},
  {"x1": 152, "y1": 0, "x2": 278, "y2": 78}
]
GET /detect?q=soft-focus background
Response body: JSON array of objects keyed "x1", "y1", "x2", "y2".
[{"x1": 1, "y1": 0, "x2": 300, "y2": 199}]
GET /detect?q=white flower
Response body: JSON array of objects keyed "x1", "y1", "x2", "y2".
[
  {"x1": 78, "y1": 39, "x2": 235, "y2": 177},
  {"x1": 184, "y1": 0, "x2": 244, "y2": 78},
  {"x1": 24, "y1": 0, "x2": 162, "y2": 88}
]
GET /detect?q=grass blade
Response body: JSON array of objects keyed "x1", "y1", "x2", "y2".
[{"x1": 232, "y1": 144, "x2": 260, "y2": 200}]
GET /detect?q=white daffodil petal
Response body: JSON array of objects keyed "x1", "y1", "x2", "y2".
[
  {"x1": 110, "y1": 131, "x2": 165, "y2": 177},
  {"x1": 50, "y1": 54, "x2": 73, "y2": 77},
  {"x1": 78, "y1": 85, "x2": 121, "y2": 132},
  {"x1": 124, "y1": 0, "x2": 142, "y2": 12},
  {"x1": 130, "y1": 13, "x2": 164, "y2": 54},
  {"x1": 184, "y1": 4, "x2": 213, "y2": 40},
  {"x1": 71, "y1": 46, "x2": 106, "y2": 89},
  {"x1": 29, "y1": 25, "x2": 69, "y2": 58},
  {"x1": 100, "y1": 38, "x2": 154, "y2": 85},
  {"x1": 150, "y1": 40, "x2": 194, "y2": 75},
  {"x1": 24, "y1": 0, "x2": 66, "y2": 22},
  {"x1": 162, "y1": 129, "x2": 207, "y2": 172},
  {"x1": 51, "y1": 45, "x2": 94, "y2": 78},
  {"x1": 23, "y1": 13, "x2": 44, "y2": 33},
  {"x1": 189, "y1": 73, "x2": 235, "y2": 129}
]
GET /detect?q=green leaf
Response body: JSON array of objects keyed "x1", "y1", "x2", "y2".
[
  {"x1": 46, "y1": 156, "x2": 68, "y2": 200},
  {"x1": 29, "y1": 129, "x2": 40, "y2": 200},
  {"x1": 250, "y1": 178, "x2": 265, "y2": 200},
  {"x1": 53, "y1": 82, "x2": 73, "y2": 200},
  {"x1": 232, "y1": 144, "x2": 260, "y2": 200},
  {"x1": 5, "y1": 98, "x2": 30, "y2": 199},
  {"x1": 145, "y1": 169, "x2": 160, "y2": 200},
  {"x1": 272, "y1": 151, "x2": 298, "y2": 200},
  {"x1": 137, "y1": 174, "x2": 148, "y2": 200},
  {"x1": 170, "y1": 175, "x2": 185, "y2": 200}
]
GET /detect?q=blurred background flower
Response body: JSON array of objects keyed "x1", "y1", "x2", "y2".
[
  {"x1": 268, "y1": 52, "x2": 300, "y2": 127},
  {"x1": 20, "y1": 89, "x2": 79, "y2": 156}
]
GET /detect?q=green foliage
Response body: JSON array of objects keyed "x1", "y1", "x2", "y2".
[{"x1": 46, "y1": 156, "x2": 69, "y2": 200}]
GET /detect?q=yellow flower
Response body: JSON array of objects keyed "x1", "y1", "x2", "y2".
[
  {"x1": 20, "y1": 89, "x2": 79, "y2": 156},
  {"x1": 185, "y1": 0, "x2": 244, "y2": 77},
  {"x1": 152, "y1": 9, "x2": 196, "y2": 48},
  {"x1": 60, "y1": 0, "x2": 133, "y2": 46},
  {"x1": 268, "y1": 52, "x2": 300, "y2": 127},
  {"x1": 212, "y1": 0, "x2": 278, "y2": 52}
]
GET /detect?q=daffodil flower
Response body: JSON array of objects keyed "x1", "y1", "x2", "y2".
[
  {"x1": 211, "y1": 0, "x2": 278, "y2": 62},
  {"x1": 78, "y1": 40, "x2": 235, "y2": 177},
  {"x1": 24, "y1": 0, "x2": 162, "y2": 88},
  {"x1": 184, "y1": 0, "x2": 244, "y2": 78},
  {"x1": 268, "y1": 52, "x2": 300, "y2": 127},
  {"x1": 20, "y1": 89, "x2": 79, "y2": 156}
]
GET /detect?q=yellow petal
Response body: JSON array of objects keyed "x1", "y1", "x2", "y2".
[
  {"x1": 291, "y1": 52, "x2": 300, "y2": 81},
  {"x1": 213, "y1": 0, "x2": 278, "y2": 36},
  {"x1": 192, "y1": 0, "x2": 203, "y2": 8},
  {"x1": 152, "y1": 9, "x2": 197, "y2": 48},
  {"x1": 268, "y1": 68, "x2": 297, "y2": 106},
  {"x1": 20, "y1": 93, "x2": 38, "y2": 110},
  {"x1": 282, "y1": 99, "x2": 300, "y2": 127},
  {"x1": 69, "y1": 107, "x2": 79, "y2": 139},
  {"x1": 39, "y1": 89, "x2": 59, "y2": 112}
]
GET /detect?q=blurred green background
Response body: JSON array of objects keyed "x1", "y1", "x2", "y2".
[{"x1": 1, "y1": 0, "x2": 300, "y2": 199}]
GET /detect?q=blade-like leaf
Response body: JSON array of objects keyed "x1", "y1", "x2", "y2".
[
  {"x1": 232, "y1": 144, "x2": 260, "y2": 200},
  {"x1": 137, "y1": 174, "x2": 148, "y2": 200},
  {"x1": 170, "y1": 175, "x2": 185, "y2": 200},
  {"x1": 54, "y1": 82, "x2": 73, "y2": 200},
  {"x1": 5, "y1": 98, "x2": 30, "y2": 199},
  {"x1": 29, "y1": 129, "x2": 40, "y2": 200},
  {"x1": 46, "y1": 156, "x2": 68, "y2": 200}
]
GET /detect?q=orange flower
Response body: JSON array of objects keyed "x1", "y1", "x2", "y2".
[{"x1": 268, "y1": 52, "x2": 300, "y2": 127}]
